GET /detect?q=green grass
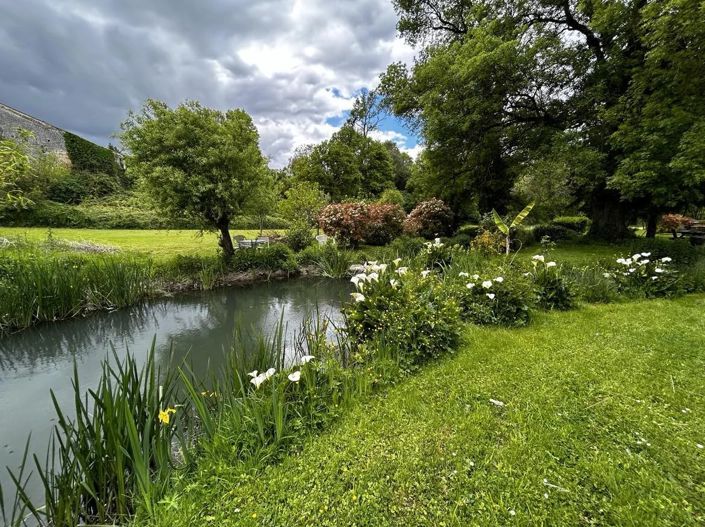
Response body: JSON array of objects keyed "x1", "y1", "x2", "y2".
[
  {"x1": 0, "y1": 227, "x2": 282, "y2": 260},
  {"x1": 151, "y1": 296, "x2": 705, "y2": 526}
]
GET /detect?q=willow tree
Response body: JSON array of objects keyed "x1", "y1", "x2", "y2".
[{"x1": 121, "y1": 100, "x2": 266, "y2": 256}]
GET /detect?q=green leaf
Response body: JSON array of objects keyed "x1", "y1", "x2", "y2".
[
  {"x1": 510, "y1": 202, "x2": 535, "y2": 229},
  {"x1": 492, "y1": 209, "x2": 509, "y2": 235}
]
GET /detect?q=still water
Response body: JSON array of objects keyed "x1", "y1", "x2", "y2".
[{"x1": 0, "y1": 277, "x2": 349, "y2": 504}]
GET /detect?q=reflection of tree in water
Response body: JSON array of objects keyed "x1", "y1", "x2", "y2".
[{"x1": 0, "y1": 278, "x2": 349, "y2": 381}]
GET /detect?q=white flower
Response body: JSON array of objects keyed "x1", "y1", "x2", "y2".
[
  {"x1": 651, "y1": 276, "x2": 658, "y2": 281},
  {"x1": 486, "y1": 293, "x2": 496, "y2": 300},
  {"x1": 368, "y1": 272, "x2": 379, "y2": 282},
  {"x1": 472, "y1": 274, "x2": 480, "y2": 280},
  {"x1": 697, "y1": 443, "x2": 704, "y2": 449},
  {"x1": 494, "y1": 276, "x2": 504, "y2": 283},
  {"x1": 638, "y1": 259, "x2": 649, "y2": 266},
  {"x1": 459, "y1": 272, "x2": 469, "y2": 278},
  {"x1": 351, "y1": 292, "x2": 366, "y2": 302},
  {"x1": 641, "y1": 252, "x2": 651, "y2": 257},
  {"x1": 421, "y1": 270, "x2": 432, "y2": 278},
  {"x1": 603, "y1": 272, "x2": 611, "y2": 278},
  {"x1": 250, "y1": 374, "x2": 267, "y2": 389},
  {"x1": 466, "y1": 283, "x2": 475, "y2": 289},
  {"x1": 532, "y1": 255, "x2": 545, "y2": 262},
  {"x1": 367, "y1": 261, "x2": 378, "y2": 266},
  {"x1": 247, "y1": 370, "x2": 258, "y2": 378},
  {"x1": 489, "y1": 399, "x2": 505, "y2": 407},
  {"x1": 300, "y1": 355, "x2": 315, "y2": 364},
  {"x1": 396, "y1": 267, "x2": 408, "y2": 276},
  {"x1": 482, "y1": 280, "x2": 493, "y2": 289},
  {"x1": 434, "y1": 237, "x2": 443, "y2": 246},
  {"x1": 393, "y1": 258, "x2": 402, "y2": 266},
  {"x1": 632, "y1": 253, "x2": 642, "y2": 261},
  {"x1": 350, "y1": 275, "x2": 363, "y2": 287},
  {"x1": 390, "y1": 279, "x2": 399, "y2": 289},
  {"x1": 377, "y1": 264, "x2": 388, "y2": 273},
  {"x1": 264, "y1": 368, "x2": 276, "y2": 379},
  {"x1": 546, "y1": 261, "x2": 557, "y2": 268},
  {"x1": 523, "y1": 272, "x2": 531, "y2": 277},
  {"x1": 288, "y1": 371, "x2": 301, "y2": 383},
  {"x1": 655, "y1": 267, "x2": 664, "y2": 273},
  {"x1": 628, "y1": 268, "x2": 636, "y2": 273},
  {"x1": 625, "y1": 258, "x2": 633, "y2": 265},
  {"x1": 661, "y1": 257, "x2": 672, "y2": 263},
  {"x1": 616, "y1": 258, "x2": 626, "y2": 265}
]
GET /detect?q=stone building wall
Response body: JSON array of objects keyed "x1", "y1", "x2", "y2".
[{"x1": 0, "y1": 102, "x2": 70, "y2": 162}]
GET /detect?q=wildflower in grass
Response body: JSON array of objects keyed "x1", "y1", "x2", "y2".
[
  {"x1": 288, "y1": 371, "x2": 301, "y2": 383},
  {"x1": 641, "y1": 252, "x2": 651, "y2": 257},
  {"x1": 655, "y1": 267, "x2": 664, "y2": 273},
  {"x1": 482, "y1": 280, "x2": 493, "y2": 289},
  {"x1": 393, "y1": 257, "x2": 402, "y2": 266},
  {"x1": 489, "y1": 399, "x2": 505, "y2": 407},
  {"x1": 486, "y1": 293, "x2": 496, "y2": 300},
  {"x1": 247, "y1": 370, "x2": 258, "y2": 378},
  {"x1": 459, "y1": 272, "x2": 469, "y2": 278},
  {"x1": 396, "y1": 267, "x2": 408, "y2": 276},
  {"x1": 532, "y1": 254, "x2": 544, "y2": 262},
  {"x1": 546, "y1": 261, "x2": 557, "y2": 268},
  {"x1": 466, "y1": 283, "x2": 475, "y2": 289},
  {"x1": 300, "y1": 355, "x2": 315, "y2": 364},
  {"x1": 494, "y1": 276, "x2": 504, "y2": 283},
  {"x1": 158, "y1": 407, "x2": 176, "y2": 425},
  {"x1": 377, "y1": 263, "x2": 388, "y2": 273},
  {"x1": 368, "y1": 272, "x2": 379, "y2": 282},
  {"x1": 651, "y1": 276, "x2": 658, "y2": 281},
  {"x1": 661, "y1": 257, "x2": 672, "y2": 263},
  {"x1": 472, "y1": 274, "x2": 480, "y2": 280},
  {"x1": 390, "y1": 279, "x2": 399, "y2": 289},
  {"x1": 421, "y1": 270, "x2": 431, "y2": 278},
  {"x1": 632, "y1": 253, "x2": 642, "y2": 260},
  {"x1": 351, "y1": 292, "x2": 366, "y2": 302},
  {"x1": 629, "y1": 268, "x2": 635, "y2": 273},
  {"x1": 603, "y1": 272, "x2": 612, "y2": 278},
  {"x1": 434, "y1": 237, "x2": 442, "y2": 245},
  {"x1": 697, "y1": 443, "x2": 703, "y2": 449}
]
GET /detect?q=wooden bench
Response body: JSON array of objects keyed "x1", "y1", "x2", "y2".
[{"x1": 678, "y1": 221, "x2": 705, "y2": 245}]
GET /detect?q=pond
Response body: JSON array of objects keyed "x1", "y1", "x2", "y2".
[{"x1": 0, "y1": 277, "x2": 349, "y2": 506}]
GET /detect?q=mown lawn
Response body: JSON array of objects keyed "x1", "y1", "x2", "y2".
[
  {"x1": 152, "y1": 296, "x2": 705, "y2": 526},
  {"x1": 0, "y1": 227, "x2": 282, "y2": 260}
]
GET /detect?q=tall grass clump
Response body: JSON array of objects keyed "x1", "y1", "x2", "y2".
[{"x1": 0, "y1": 249, "x2": 154, "y2": 333}]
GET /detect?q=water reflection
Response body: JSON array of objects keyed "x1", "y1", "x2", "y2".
[{"x1": 0, "y1": 277, "x2": 348, "y2": 502}]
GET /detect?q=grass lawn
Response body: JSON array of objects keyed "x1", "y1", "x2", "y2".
[
  {"x1": 154, "y1": 295, "x2": 705, "y2": 526},
  {"x1": 0, "y1": 227, "x2": 282, "y2": 260}
]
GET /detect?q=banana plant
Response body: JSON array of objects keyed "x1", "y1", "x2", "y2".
[{"x1": 492, "y1": 202, "x2": 535, "y2": 254}]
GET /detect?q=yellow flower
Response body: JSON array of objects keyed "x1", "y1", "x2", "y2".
[{"x1": 158, "y1": 407, "x2": 176, "y2": 425}]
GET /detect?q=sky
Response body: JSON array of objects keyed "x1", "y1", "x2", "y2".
[{"x1": 0, "y1": 0, "x2": 422, "y2": 167}]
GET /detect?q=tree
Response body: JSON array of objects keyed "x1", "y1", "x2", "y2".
[
  {"x1": 346, "y1": 89, "x2": 383, "y2": 138},
  {"x1": 0, "y1": 135, "x2": 32, "y2": 207},
  {"x1": 279, "y1": 181, "x2": 328, "y2": 234},
  {"x1": 381, "y1": 0, "x2": 705, "y2": 238},
  {"x1": 383, "y1": 140, "x2": 414, "y2": 191},
  {"x1": 121, "y1": 100, "x2": 266, "y2": 257},
  {"x1": 245, "y1": 169, "x2": 280, "y2": 235}
]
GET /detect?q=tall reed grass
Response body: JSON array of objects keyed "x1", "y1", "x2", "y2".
[{"x1": 0, "y1": 250, "x2": 154, "y2": 333}]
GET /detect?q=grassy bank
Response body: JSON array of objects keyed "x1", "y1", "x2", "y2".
[{"x1": 151, "y1": 296, "x2": 705, "y2": 526}]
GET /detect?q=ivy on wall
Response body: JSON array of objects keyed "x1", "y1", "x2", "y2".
[{"x1": 63, "y1": 132, "x2": 120, "y2": 176}]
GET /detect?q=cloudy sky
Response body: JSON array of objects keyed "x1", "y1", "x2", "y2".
[{"x1": 0, "y1": 0, "x2": 421, "y2": 167}]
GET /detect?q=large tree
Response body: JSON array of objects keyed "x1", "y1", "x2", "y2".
[
  {"x1": 121, "y1": 100, "x2": 266, "y2": 256},
  {"x1": 381, "y1": 0, "x2": 705, "y2": 237}
]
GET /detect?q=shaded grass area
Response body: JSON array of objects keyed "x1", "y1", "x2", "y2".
[
  {"x1": 0, "y1": 228, "x2": 282, "y2": 260},
  {"x1": 151, "y1": 296, "x2": 705, "y2": 526}
]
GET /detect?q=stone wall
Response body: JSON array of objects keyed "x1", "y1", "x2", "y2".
[{"x1": 0, "y1": 102, "x2": 69, "y2": 162}]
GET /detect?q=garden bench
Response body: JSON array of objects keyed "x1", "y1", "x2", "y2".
[{"x1": 677, "y1": 221, "x2": 705, "y2": 245}]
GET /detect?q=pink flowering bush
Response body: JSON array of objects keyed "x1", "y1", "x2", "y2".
[
  {"x1": 403, "y1": 198, "x2": 453, "y2": 239},
  {"x1": 318, "y1": 202, "x2": 369, "y2": 247}
]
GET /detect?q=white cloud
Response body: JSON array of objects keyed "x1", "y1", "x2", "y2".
[{"x1": 0, "y1": 0, "x2": 418, "y2": 167}]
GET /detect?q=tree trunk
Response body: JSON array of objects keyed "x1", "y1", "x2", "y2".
[
  {"x1": 588, "y1": 190, "x2": 631, "y2": 240},
  {"x1": 645, "y1": 210, "x2": 659, "y2": 238},
  {"x1": 217, "y1": 219, "x2": 235, "y2": 258}
]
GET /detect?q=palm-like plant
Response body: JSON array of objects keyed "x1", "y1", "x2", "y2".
[{"x1": 492, "y1": 202, "x2": 535, "y2": 254}]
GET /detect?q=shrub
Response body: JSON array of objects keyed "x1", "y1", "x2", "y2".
[
  {"x1": 403, "y1": 198, "x2": 453, "y2": 239},
  {"x1": 344, "y1": 262, "x2": 461, "y2": 371},
  {"x1": 387, "y1": 235, "x2": 427, "y2": 258},
  {"x1": 563, "y1": 265, "x2": 618, "y2": 304},
  {"x1": 286, "y1": 222, "x2": 315, "y2": 252},
  {"x1": 421, "y1": 238, "x2": 458, "y2": 270},
  {"x1": 532, "y1": 224, "x2": 575, "y2": 243},
  {"x1": 48, "y1": 170, "x2": 123, "y2": 203},
  {"x1": 450, "y1": 270, "x2": 533, "y2": 326},
  {"x1": 552, "y1": 216, "x2": 591, "y2": 233},
  {"x1": 658, "y1": 213, "x2": 695, "y2": 237},
  {"x1": 448, "y1": 233, "x2": 472, "y2": 247},
  {"x1": 377, "y1": 188, "x2": 406, "y2": 208},
  {"x1": 63, "y1": 132, "x2": 121, "y2": 178},
  {"x1": 606, "y1": 251, "x2": 681, "y2": 297},
  {"x1": 628, "y1": 238, "x2": 699, "y2": 265},
  {"x1": 470, "y1": 229, "x2": 504, "y2": 254},
  {"x1": 365, "y1": 203, "x2": 405, "y2": 245},
  {"x1": 526, "y1": 255, "x2": 574, "y2": 310},
  {"x1": 455, "y1": 224, "x2": 481, "y2": 238},
  {"x1": 318, "y1": 202, "x2": 369, "y2": 247},
  {"x1": 512, "y1": 225, "x2": 536, "y2": 250},
  {"x1": 230, "y1": 244, "x2": 296, "y2": 272}
]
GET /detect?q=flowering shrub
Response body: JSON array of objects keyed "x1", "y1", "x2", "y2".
[
  {"x1": 422, "y1": 238, "x2": 457, "y2": 270},
  {"x1": 449, "y1": 270, "x2": 533, "y2": 326},
  {"x1": 606, "y1": 252, "x2": 679, "y2": 297},
  {"x1": 659, "y1": 213, "x2": 694, "y2": 238},
  {"x1": 527, "y1": 255, "x2": 574, "y2": 310},
  {"x1": 470, "y1": 229, "x2": 504, "y2": 254},
  {"x1": 403, "y1": 198, "x2": 453, "y2": 239},
  {"x1": 318, "y1": 202, "x2": 369, "y2": 247},
  {"x1": 344, "y1": 260, "x2": 461, "y2": 371},
  {"x1": 365, "y1": 203, "x2": 406, "y2": 246}
]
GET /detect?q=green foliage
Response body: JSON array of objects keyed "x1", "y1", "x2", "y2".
[
  {"x1": 285, "y1": 222, "x2": 315, "y2": 252},
  {"x1": 526, "y1": 256, "x2": 574, "y2": 311},
  {"x1": 607, "y1": 252, "x2": 681, "y2": 298},
  {"x1": 0, "y1": 135, "x2": 33, "y2": 207},
  {"x1": 421, "y1": 238, "x2": 457, "y2": 270},
  {"x1": 552, "y1": 216, "x2": 591, "y2": 233},
  {"x1": 296, "y1": 243, "x2": 355, "y2": 278},
  {"x1": 387, "y1": 235, "x2": 427, "y2": 258},
  {"x1": 364, "y1": 203, "x2": 406, "y2": 246},
  {"x1": 48, "y1": 169, "x2": 122, "y2": 203},
  {"x1": 492, "y1": 202, "x2": 534, "y2": 254},
  {"x1": 121, "y1": 100, "x2": 267, "y2": 256},
  {"x1": 377, "y1": 188, "x2": 406, "y2": 208},
  {"x1": 63, "y1": 131, "x2": 120, "y2": 177},
  {"x1": 532, "y1": 224, "x2": 576, "y2": 243},
  {"x1": 470, "y1": 229, "x2": 504, "y2": 255},
  {"x1": 278, "y1": 181, "x2": 328, "y2": 229},
  {"x1": 230, "y1": 244, "x2": 296, "y2": 273},
  {"x1": 628, "y1": 238, "x2": 699, "y2": 265}
]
